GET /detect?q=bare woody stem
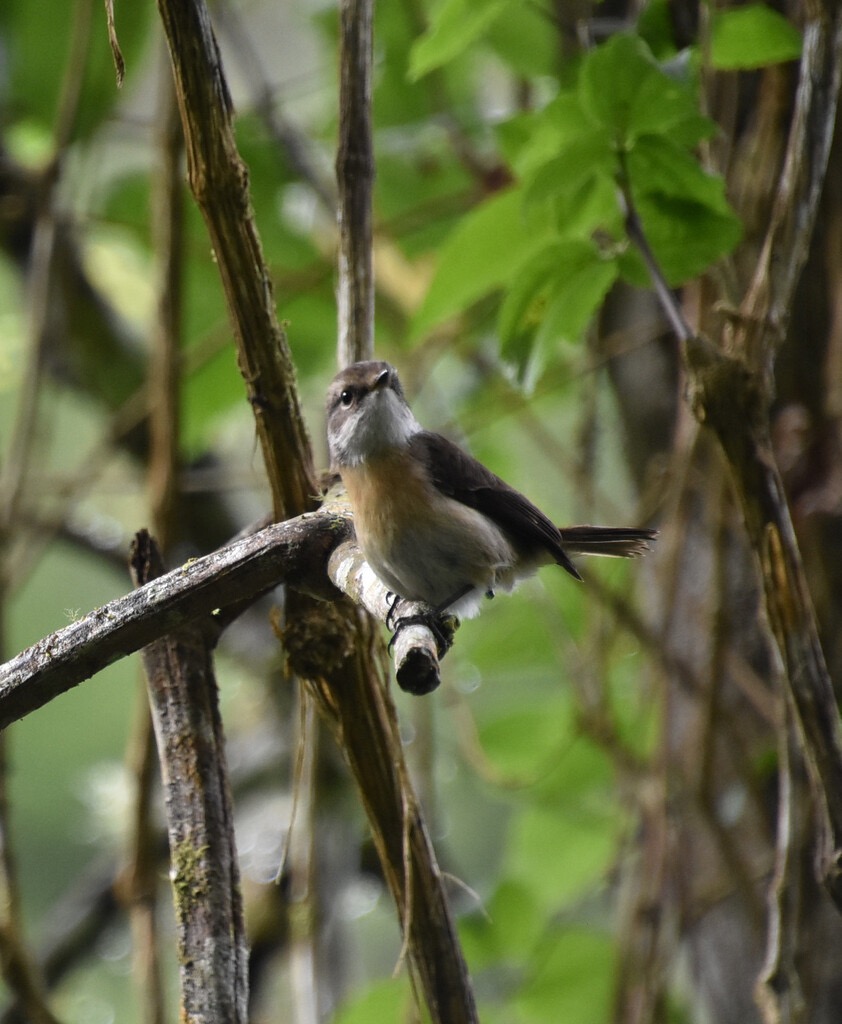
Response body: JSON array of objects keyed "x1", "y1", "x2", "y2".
[
  {"x1": 0, "y1": 511, "x2": 350, "y2": 729},
  {"x1": 130, "y1": 531, "x2": 248, "y2": 1024},
  {"x1": 155, "y1": 0, "x2": 316, "y2": 521},
  {"x1": 336, "y1": 0, "x2": 376, "y2": 366}
]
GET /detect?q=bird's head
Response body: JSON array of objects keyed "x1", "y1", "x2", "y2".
[{"x1": 326, "y1": 361, "x2": 420, "y2": 468}]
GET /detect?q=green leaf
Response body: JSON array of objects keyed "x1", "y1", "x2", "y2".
[
  {"x1": 711, "y1": 5, "x2": 802, "y2": 70},
  {"x1": 579, "y1": 33, "x2": 660, "y2": 142},
  {"x1": 485, "y1": 2, "x2": 559, "y2": 78},
  {"x1": 499, "y1": 240, "x2": 617, "y2": 379},
  {"x1": 485, "y1": 880, "x2": 545, "y2": 962},
  {"x1": 514, "y1": 929, "x2": 614, "y2": 1024},
  {"x1": 409, "y1": 0, "x2": 508, "y2": 79},
  {"x1": 411, "y1": 188, "x2": 550, "y2": 339},
  {"x1": 505, "y1": 802, "x2": 618, "y2": 906},
  {"x1": 618, "y1": 132, "x2": 741, "y2": 285},
  {"x1": 524, "y1": 158, "x2": 620, "y2": 247},
  {"x1": 632, "y1": 192, "x2": 742, "y2": 285},
  {"x1": 523, "y1": 130, "x2": 615, "y2": 210},
  {"x1": 478, "y1": 701, "x2": 570, "y2": 778},
  {"x1": 375, "y1": 1, "x2": 437, "y2": 125},
  {"x1": 638, "y1": 0, "x2": 681, "y2": 60},
  {"x1": 551, "y1": 173, "x2": 622, "y2": 239},
  {"x1": 615, "y1": 244, "x2": 650, "y2": 289},
  {"x1": 627, "y1": 64, "x2": 713, "y2": 142},
  {"x1": 545, "y1": 91, "x2": 600, "y2": 138},
  {"x1": 533, "y1": 259, "x2": 618, "y2": 349},
  {"x1": 497, "y1": 93, "x2": 601, "y2": 179},
  {"x1": 528, "y1": 728, "x2": 615, "y2": 804},
  {"x1": 578, "y1": 33, "x2": 713, "y2": 148},
  {"x1": 496, "y1": 110, "x2": 564, "y2": 178},
  {"x1": 333, "y1": 977, "x2": 411, "y2": 1024},
  {"x1": 459, "y1": 880, "x2": 544, "y2": 969},
  {"x1": 628, "y1": 135, "x2": 732, "y2": 211},
  {"x1": 498, "y1": 243, "x2": 570, "y2": 349},
  {"x1": 518, "y1": 258, "x2": 617, "y2": 383}
]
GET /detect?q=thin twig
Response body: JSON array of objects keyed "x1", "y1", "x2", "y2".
[
  {"x1": 123, "y1": 695, "x2": 166, "y2": 1024},
  {"x1": 615, "y1": 161, "x2": 694, "y2": 347},
  {"x1": 336, "y1": 0, "x2": 376, "y2": 366},
  {"x1": 147, "y1": 65, "x2": 185, "y2": 555},
  {"x1": 285, "y1": 689, "x2": 320, "y2": 1024},
  {"x1": 755, "y1": 708, "x2": 807, "y2": 1024}
]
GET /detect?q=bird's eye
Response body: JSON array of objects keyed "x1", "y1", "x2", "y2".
[{"x1": 339, "y1": 389, "x2": 354, "y2": 407}]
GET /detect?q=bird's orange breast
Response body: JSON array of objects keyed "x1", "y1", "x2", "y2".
[
  {"x1": 339, "y1": 447, "x2": 518, "y2": 609},
  {"x1": 340, "y1": 451, "x2": 433, "y2": 549}
]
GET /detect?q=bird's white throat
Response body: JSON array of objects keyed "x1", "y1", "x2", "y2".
[{"x1": 330, "y1": 387, "x2": 421, "y2": 467}]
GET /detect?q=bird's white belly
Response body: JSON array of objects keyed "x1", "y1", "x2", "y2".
[
  {"x1": 369, "y1": 501, "x2": 516, "y2": 614},
  {"x1": 343, "y1": 458, "x2": 516, "y2": 617}
]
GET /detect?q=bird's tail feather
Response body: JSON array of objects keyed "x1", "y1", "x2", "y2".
[{"x1": 559, "y1": 526, "x2": 656, "y2": 559}]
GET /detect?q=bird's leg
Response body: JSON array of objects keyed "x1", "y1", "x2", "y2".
[
  {"x1": 385, "y1": 591, "x2": 401, "y2": 630},
  {"x1": 387, "y1": 584, "x2": 471, "y2": 657},
  {"x1": 388, "y1": 614, "x2": 455, "y2": 657}
]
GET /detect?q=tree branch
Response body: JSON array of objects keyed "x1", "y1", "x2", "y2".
[
  {"x1": 336, "y1": 0, "x2": 375, "y2": 366},
  {"x1": 0, "y1": 511, "x2": 350, "y2": 730},
  {"x1": 130, "y1": 531, "x2": 248, "y2": 1023},
  {"x1": 155, "y1": 0, "x2": 316, "y2": 520},
  {"x1": 0, "y1": 502, "x2": 450, "y2": 705},
  {"x1": 755, "y1": 710, "x2": 807, "y2": 1024}
]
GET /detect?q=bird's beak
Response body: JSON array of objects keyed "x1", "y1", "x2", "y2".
[{"x1": 373, "y1": 368, "x2": 390, "y2": 390}]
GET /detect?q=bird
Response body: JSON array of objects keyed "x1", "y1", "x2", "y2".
[{"x1": 326, "y1": 360, "x2": 655, "y2": 624}]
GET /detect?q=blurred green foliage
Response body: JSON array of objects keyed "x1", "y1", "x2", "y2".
[
  {"x1": 0, "y1": 0, "x2": 801, "y2": 1020},
  {"x1": 414, "y1": 32, "x2": 742, "y2": 381}
]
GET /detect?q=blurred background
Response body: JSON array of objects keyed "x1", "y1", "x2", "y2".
[{"x1": 2, "y1": 0, "x2": 842, "y2": 1022}]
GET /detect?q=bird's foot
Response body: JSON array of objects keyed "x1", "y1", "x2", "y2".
[
  {"x1": 388, "y1": 610, "x2": 457, "y2": 658},
  {"x1": 385, "y1": 591, "x2": 401, "y2": 630}
]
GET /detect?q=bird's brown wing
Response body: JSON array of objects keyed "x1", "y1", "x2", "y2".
[{"x1": 408, "y1": 431, "x2": 582, "y2": 580}]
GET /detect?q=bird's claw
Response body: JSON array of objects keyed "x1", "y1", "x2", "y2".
[
  {"x1": 385, "y1": 591, "x2": 401, "y2": 630},
  {"x1": 388, "y1": 610, "x2": 457, "y2": 658}
]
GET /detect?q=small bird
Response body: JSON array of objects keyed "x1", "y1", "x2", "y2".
[{"x1": 327, "y1": 361, "x2": 655, "y2": 623}]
